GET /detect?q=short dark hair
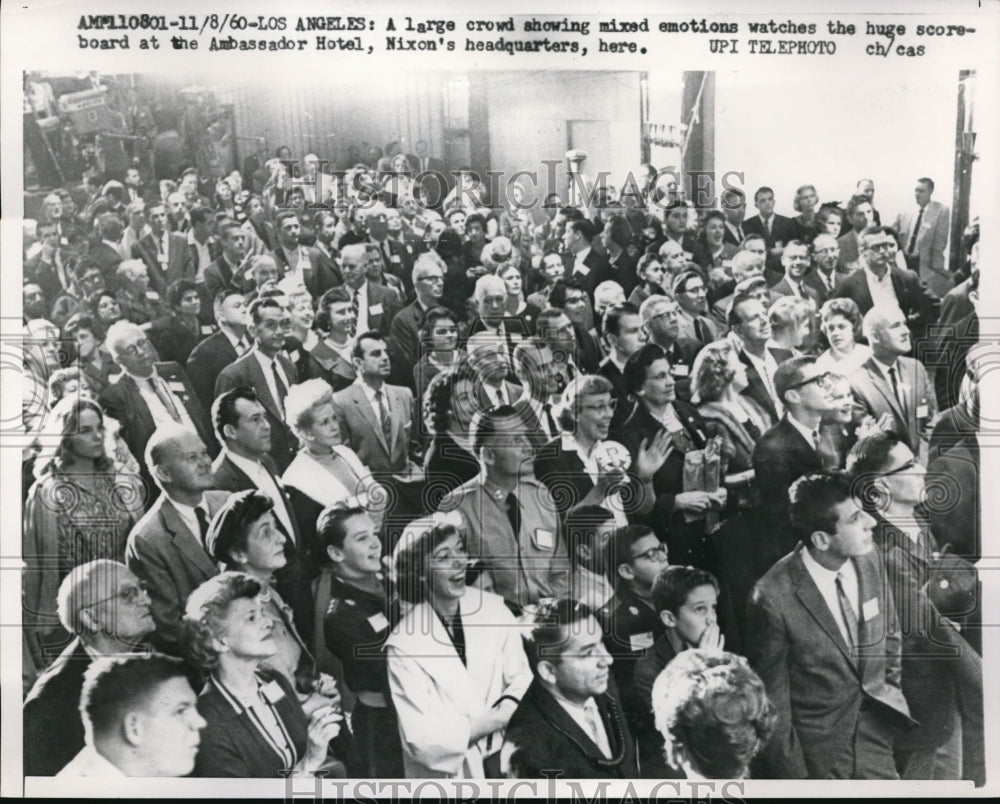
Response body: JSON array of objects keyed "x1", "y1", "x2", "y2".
[
  {"x1": 213, "y1": 286, "x2": 245, "y2": 308},
  {"x1": 547, "y1": 277, "x2": 585, "y2": 310},
  {"x1": 81, "y1": 654, "x2": 193, "y2": 741},
  {"x1": 845, "y1": 429, "x2": 904, "y2": 512},
  {"x1": 317, "y1": 504, "x2": 370, "y2": 565},
  {"x1": 754, "y1": 186, "x2": 774, "y2": 203},
  {"x1": 652, "y1": 565, "x2": 720, "y2": 615},
  {"x1": 204, "y1": 489, "x2": 278, "y2": 566},
  {"x1": 189, "y1": 205, "x2": 212, "y2": 227},
  {"x1": 603, "y1": 214, "x2": 632, "y2": 250},
  {"x1": 773, "y1": 354, "x2": 818, "y2": 404},
  {"x1": 352, "y1": 330, "x2": 385, "y2": 361},
  {"x1": 62, "y1": 313, "x2": 104, "y2": 343},
  {"x1": 623, "y1": 343, "x2": 667, "y2": 395},
  {"x1": 603, "y1": 302, "x2": 641, "y2": 339},
  {"x1": 166, "y1": 278, "x2": 199, "y2": 310},
  {"x1": 212, "y1": 385, "x2": 260, "y2": 442},
  {"x1": 392, "y1": 521, "x2": 462, "y2": 605},
  {"x1": 424, "y1": 362, "x2": 479, "y2": 437},
  {"x1": 472, "y1": 404, "x2": 523, "y2": 454},
  {"x1": 249, "y1": 296, "x2": 284, "y2": 326},
  {"x1": 917, "y1": 177, "x2": 935, "y2": 192},
  {"x1": 419, "y1": 306, "x2": 457, "y2": 342},
  {"x1": 788, "y1": 471, "x2": 855, "y2": 545},
  {"x1": 559, "y1": 206, "x2": 586, "y2": 223},
  {"x1": 568, "y1": 219, "x2": 596, "y2": 243},
  {"x1": 274, "y1": 209, "x2": 300, "y2": 229},
  {"x1": 609, "y1": 524, "x2": 659, "y2": 585},
  {"x1": 565, "y1": 504, "x2": 615, "y2": 571},
  {"x1": 524, "y1": 597, "x2": 597, "y2": 671},
  {"x1": 465, "y1": 213, "x2": 487, "y2": 231}
]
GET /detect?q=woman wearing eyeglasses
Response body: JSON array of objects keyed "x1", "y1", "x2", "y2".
[
  {"x1": 184, "y1": 572, "x2": 350, "y2": 778},
  {"x1": 385, "y1": 518, "x2": 532, "y2": 778},
  {"x1": 24, "y1": 398, "x2": 145, "y2": 674}
]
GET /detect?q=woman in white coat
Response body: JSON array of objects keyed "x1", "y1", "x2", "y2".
[{"x1": 385, "y1": 517, "x2": 532, "y2": 778}]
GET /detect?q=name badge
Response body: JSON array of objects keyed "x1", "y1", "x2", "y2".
[
  {"x1": 672, "y1": 364, "x2": 690, "y2": 377},
  {"x1": 575, "y1": 264, "x2": 590, "y2": 276},
  {"x1": 200, "y1": 325, "x2": 215, "y2": 335},
  {"x1": 390, "y1": 255, "x2": 401, "y2": 263},
  {"x1": 168, "y1": 381, "x2": 186, "y2": 393},
  {"x1": 139, "y1": 321, "x2": 152, "y2": 331},
  {"x1": 721, "y1": 260, "x2": 733, "y2": 269},
  {"x1": 862, "y1": 597, "x2": 880, "y2": 622},
  {"x1": 629, "y1": 632, "x2": 655, "y2": 652},
  {"x1": 916, "y1": 403, "x2": 928, "y2": 419},
  {"x1": 288, "y1": 349, "x2": 300, "y2": 362},
  {"x1": 533, "y1": 528, "x2": 555, "y2": 550},
  {"x1": 369, "y1": 303, "x2": 384, "y2": 315},
  {"x1": 145, "y1": 290, "x2": 160, "y2": 300},
  {"x1": 260, "y1": 680, "x2": 286, "y2": 703},
  {"x1": 60, "y1": 236, "x2": 69, "y2": 246},
  {"x1": 367, "y1": 612, "x2": 390, "y2": 633}
]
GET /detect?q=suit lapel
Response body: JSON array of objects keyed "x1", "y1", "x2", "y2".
[
  {"x1": 159, "y1": 498, "x2": 218, "y2": 577},
  {"x1": 123, "y1": 374, "x2": 157, "y2": 436},
  {"x1": 863, "y1": 360, "x2": 906, "y2": 427},
  {"x1": 792, "y1": 551, "x2": 858, "y2": 673},
  {"x1": 854, "y1": 554, "x2": 884, "y2": 681},
  {"x1": 244, "y1": 354, "x2": 284, "y2": 422},
  {"x1": 350, "y1": 385, "x2": 390, "y2": 454}
]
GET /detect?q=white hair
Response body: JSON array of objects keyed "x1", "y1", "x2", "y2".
[
  {"x1": 474, "y1": 274, "x2": 507, "y2": 301},
  {"x1": 105, "y1": 320, "x2": 146, "y2": 358}
]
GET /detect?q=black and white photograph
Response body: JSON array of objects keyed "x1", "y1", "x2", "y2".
[{"x1": 2, "y1": 0, "x2": 997, "y2": 798}]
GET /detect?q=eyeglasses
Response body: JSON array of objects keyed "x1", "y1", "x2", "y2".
[
  {"x1": 881, "y1": 459, "x2": 917, "y2": 477},
  {"x1": 84, "y1": 580, "x2": 150, "y2": 608},
  {"x1": 785, "y1": 371, "x2": 832, "y2": 391},
  {"x1": 631, "y1": 544, "x2": 669, "y2": 563},
  {"x1": 417, "y1": 275, "x2": 444, "y2": 284},
  {"x1": 864, "y1": 241, "x2": 897, "y2": 252},
  {"x1": 649, "y1": 309, "x2": 680, "y2": 322},
  {"x1": 117, "y1": 338, "x2": 153, "y2": 359}
]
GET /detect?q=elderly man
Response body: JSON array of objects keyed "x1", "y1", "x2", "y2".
[
  {"x1": 334, "y1": 242, "x2": 400, "y2": 338},
  {"x1": 100, "y1": 320, "x2": 214, "y2": 494},
  {"x1": 467, "y1": 332, "x2": 523, "y2": 409},
  {"x1": 511, "y1": 337, "x2": 564, "y2": 450},
  {"x1": 125, "y1": 425, "x2": 228, "y2": 652},
  {"x1": 465, "y1": 273, "x2": 529, "y2": 367},
  {"x1": 639, "y1": 294, "x2": 703, "y2": 400},
  {"x1": 23, "y1": 561, "x2": 156, "y2": 776},
  {"x1": 439, "y1": 407, "x2": 569, "y2": 613},
  {"x1": 895, "y1": 177, "x2": 952, "y2": 298},
  {"x1": 57, "y1": 655, "x2": 206, "y2": 777},
  {"x1": 388, "y1": 251, "x2": 446, "y2": 388},
  {"x1": 114, "y1": 259, "x2": 162, "y2": 326},
  {"x1": 849, "y1": 306, "x2": 936, "y2": 460}
]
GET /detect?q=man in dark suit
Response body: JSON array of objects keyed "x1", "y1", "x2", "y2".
[
  {"x1": 125, "y1": 425, "x2": 228, "y2": 653},
  {"x1": 23, "y1": 560, "x2": 155, "y2": 776},
  {"x1": 215, "y1": 297, "x2": 297, "y2": 473},
  {"x1": 729, "y1": 296, "x2": 793, "y2": 424},
  {"x1": 203, "y1": 219, "x2": 250, "y2": 302},
  {"x1": 847, "y1": 431, "x2": 983, "y2": 781},
  {"x1": 747, "y1": 472, "x2": 913, "y2": 779},
  {"x1": 804, "y1": 233, "x2": 848, "y2": 305},
  {"x1": 89, "y1": 213, "x2": 125, "y2": 288},
  {"x1": 366, "y1": 209, "x2": 414, "y2": 298},
  {"x1": 562, "y1": 219, "x2": 610, "y2": 298},
  {"x1": 410, "y1": 139, "x2": 449, "y2": 209},
  {"x1": 209, "y1": 386, "x2": 309, "y2": 632},
  {"x1": 185, "y1": 287, "x2": 251, "y2": 415},
  {"x1": 638, "y1": 294, "x2": 702, "y2": 402},
  {"x1": 720, "y1": 187, "x2": 748, "y2": 247},
  {"x1": 850, "y1": 306, "x2": 936, "y2": 460},
  {"x1": 334, "y1": 243, "x2": 401, "y2": 338},
  {"x1": 388, "y1": 252, "x2": 444, "y2": 389},
  {"x1": 836, "y1": 194, "x2": 876, "y2": 272},
  {"x1": 100, "y1": 321, "x2": 215, "y2": 498},
  {"x1": 511, "y1": 338, "x2": 564, "y2": 452},
  {"x1": 662, "y1": 200, "x2": 711, "y2": 270},
  {"x1": 768, "y1": 240, "x2": 822, "y2": 308},
  {"x1": 133, "y1": 203, "x2": 194, "y2": 297},
  {"x1": 598, "y1": 303, "x2": 647, "y2": 429},
  {"x1": 835, "y1": 227, "x2": 939, "y2": 342},
  {"x1": 502, "y1": 599, "x2": 638, "y2": 779},
  {"x1": 269, "y1": 210, "x2": 339, "y2": 300},
  {"x1": 741, "y1": 187, "x2": 797, "y2": 284},
  {"x1": 331, "y1": 332, "x2": 415, "y2": 476},
  {"x1": 752, "y1": 357, "x2": 833, "y2": 566}
]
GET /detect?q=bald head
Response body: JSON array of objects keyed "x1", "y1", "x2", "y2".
[{"x1": 145, "y1": 424, "x2": 213, "y2": 495}]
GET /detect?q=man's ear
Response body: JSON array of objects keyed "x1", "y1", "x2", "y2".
[
  {"x1": 79, "y1": 606, "x2": 103, "y2": 634},
  {"x1": 326, "y1": 544, "x2": 343, "y2": 566},
  {"x1": 810, "y1": 530, "x2": 831, "y2": 553},
  {"x1": 122, "y1": 711, "x2": 144, "y2": 747},
  {"x1": 536, "y1": 658, "x2": 559, "y2": 686},
  {"x1": 617, "y1": 561, "x2": 635, "y2": 582},
  {"x1": 659, "y1": 610, "x2": 677, "y2": 629}
]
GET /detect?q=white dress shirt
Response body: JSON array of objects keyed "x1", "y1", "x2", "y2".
[
  {"x1": 863, "y1": 267, "x2": 901, "y2": 312},
  {"x1": 785, "y1": 412, "x2": 820, "y2": 451},
  {"x1": 561, "y1": 433, "x2": 627, "y2": 526},
  {"x1": 800, "y1": 547, "x2": 860, "y2": 649},
  {"x1": 131, "y1": 372, "x2": 194, "y2": 429},
  {"x1": 56, "y1": 745, "x2": 126, "y2": 777},
  {"x1": 187, "y1": 231, "x2": 213, "y2": 281},
  {"x1": 224, "y1": 450, "x2": 295, "y2": 542},
  {"x1": 573, "y1": 246, "x2": 592, "y2": 276},
  {"x1": 352, "y1": 282, "x2": 370, "y2": 333},
  {"x1": 355, "y1": 377, "x2": 390, "y2": 433},
  {"x1": 252, "y1": 349, "x2": 292, "y2": 418},
  {"x1": 169, "y1": 495, "x2": 212, "y2": 545},
  {"x1": 549, "y1": 690, "x2": 612, "y2": 759}
]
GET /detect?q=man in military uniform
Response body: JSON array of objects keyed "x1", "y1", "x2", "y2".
[{"x1": 439, "y1": 406, "x2": 569, "y2": 613}]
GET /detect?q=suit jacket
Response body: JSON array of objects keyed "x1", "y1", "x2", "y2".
[
  {"x1": 334, "y1": 281, "x2": 401, "y2": 338},
  {"x1": 22, "y1": 638, "x2": 92, "y2": 776},
  {"x1": 132, "y1": 232, "x2": 194, "y2": 295},
  {"x1": 503, "y1": 679, "x2": 638, "y2": 779},
  {"x1": 125, "y1": 490, "x2": 228, "y2": 650},
  {"x1": 148, "y1": 313, "x2": 209, "y2": 367},
  {"x1": 202, "y1": 255, "x2": 244, "y2": 301},
  {"x1": 834, "y1": 266, "x2": 939, "y2": 334},
  {"x1": 99, "y1": 363, "x2": 215, "y2": 491},
  {"x1": 751, "y1": 416, "x2": 825, "y2": 563},
  {"x1": 388, "y1": 300, "x2": 429, "y2": 389},
  {"x1": 215, "y1": 350, "x2": 298, "y2": 473},
  {"x1": 88, "y1": 240, "x2": 124, "y2": 285},
  {"x1": 738, "y1": 345, "x2": 793, "y2": 424},
  {"x1": 804, "y1": 268, "x2": 847, "y2": 306},
  {"x1": 562, "y1": 248, "x2": 611, "y2": 296},
  {"x1": 836, "y1": 230, "x2": 863, "y2": 271},
  {"x1": 185, "y1": 329, "x2": 241, "y2": 415},
  {"x1": 769, "y1": 275, "x2": 822, "y2": 308},
  {"x1": 297, "y1": 339, "x2": 356, "y2": 392},
  {"x1": 895, "y1": 200, "x2": 949, "y2": 277},
  {"x1": 747, "y1": 545, "x2": 913, "y2": 779},
  {"x1": 331, "y1": 382, "x2": 413, "y2": 475},
  {"x1": 848, "y1": 356, "x2": 935, "y2": 455},
  {"x1": 269, "y1": 245, "x2": 340, "y2": 300},
  {"x1": 742, "y1": 213, "x2": 797, "y2": 279}
]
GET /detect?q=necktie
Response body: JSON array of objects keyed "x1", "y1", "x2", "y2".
[
  {"x1": 376, "y1": 390, "x2": 392, "y2": 446},
  {"x1": 811, "y1": 430, "x2": 821, "y2": 452},
  {"x1": 835, "y1": 571, "x2": 859, "y2": 657},
  {"x1": 149, "y1": 377, "x2": 182, "y2": 422},
  {"x1": 495, "y1": 385, "x2": 507, "y2": 407},
  {"x1": 764, "y1": 217, "x2": 772, "y2": 237},
  {"x1": 543, "y1": 403, "x2": 558, "y2": 438},
  {"x1": 195, "y1": 505, "x2": 210, "y2": 545},
  {"x1": 236, "y1": 338, "x2": 249, "y2": 356},
  {"x1": 583, "y1": 700, "x2": 612, "y2": 759},
  {"x1": 272, "y1": 361, "x2": 288, "y2": 411},
  {"x1": 907, "y1": 206, "x2": 924, "y2": 255},
  {"x1": 888, "y1": 365, "x2": 905, "y2": 415},
  {"x1": 505, "y1": 492, "x2": 521, "y2": 538},
  {"x1": 350, "y1": 289, "x2": 359, "y2": 337}
]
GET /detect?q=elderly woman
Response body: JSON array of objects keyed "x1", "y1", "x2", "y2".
[
  {"x1": 767, "y1": 295, "x2": 817, "y2": 356},
  {"x1": 616, "y1": 344, "x2": 726, "y2": 571},
  {"x1": 627, "y1": 253, "x2": 668, "y2": 308},
  {"x1": 413, "y1": 307, "x2": 463, "y2": 409},
  {"x1": 317, "y1": 504, "x2": 404, "y2": 778},
  {"x1": 651, "y1": 649, "x2": 775, "y2": 779},
  {"x1": 23, "y1": 397, "x2": 144, "y2": 675},
  {"x1": 422, "y1": 366, "x2": 483, "y2": 505},
  {"x1": 386, "y1": 518, "x2": 533, "y2": 778},
  {"x1": 62, "y1": 313, "x2": 120, "y2": 396},
  {"x1": 282, "y1": 379, "x2": 385, "y2": 548},
  {"x1": 149, "y1": 278, "x2": 206, "y2": 365},
  {"x1": 184, "y1": 572, "x2": 349, "y2": 778},
  {"x1": 814, "y1": 297, "x2": 872, "y2": 375}
]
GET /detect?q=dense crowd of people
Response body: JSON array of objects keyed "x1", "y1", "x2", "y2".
[{"x1": 21, "y1": 117, "x2": 984, "y2": 782}]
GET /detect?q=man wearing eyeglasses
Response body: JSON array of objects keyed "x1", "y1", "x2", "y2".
[
  {"x1": 768, "y1": 241, "x2": 822, "y2": 309},
  {"x1": 804, "y1": 234, "x2": 847, "y2": 305},
  {"x1": 672, "y1": 270, "x2": 719, "y2": 346},
  {"x1": 752, "y1": 356, "x2": 835, "y2": 567},
  {"x1": 638, "y1": 295, "x2": 703, "y2": 401},
  {"x1": 849, "y1": 306, "x2": 936, "y2": 461},
  {"x1": 23, "y1": 560, "x2": 155, "y2": 776},
  {"x1": 100, "y1": 320, "x2": 215, "y2": 499},
  {"x1": 388, "y1": 252, "x2": 447, "y2": 389}
]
